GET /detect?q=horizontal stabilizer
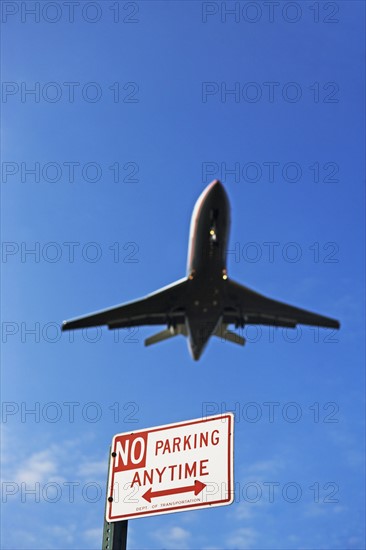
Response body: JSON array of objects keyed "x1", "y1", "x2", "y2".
[
  {"x1": 145, "y1": 325, "x2": 187, "y2": 347},
  {"x1": 214, "y1": 323, "x2": 245, "y2": 346}
]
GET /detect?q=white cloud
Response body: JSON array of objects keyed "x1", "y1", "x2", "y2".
[
  {"x1": 235, "y1": 455, "x2": 286, "y2": 485},
  {"x1": 14, "y1": 448, "x2": 58, "y2": 484},
  {"x1": 152, "y1": 525, "x2": 191, "y2": 549},
  {"x1": 232, "y1": 501, "x2": 257, "y2": 520},
  {"x1": 77, "y1": 459, "x2": 106, "y2": 479},
  {"x1": 226, "y1": 527, "x2": 258, "y2": 548},
  {"x1": 2, "y1": 436, "x2": 108, "y2": 488},
  {"x1": 304, "y1": 502, "x2": 346, "y2": 518},
  {"x1": 246, "y1": 458, "x2": 284, "y2": 475},
  {"x1": 83, "y1": 527, "x2": 102, "y2": 547},
  {"x1": 44, "y1": 525, "x2": 76, "y2": 546}
]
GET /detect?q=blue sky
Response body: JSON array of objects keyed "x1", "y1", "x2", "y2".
[{"x1": 1, "y1": 1, "x2": 365, "y2": 549}]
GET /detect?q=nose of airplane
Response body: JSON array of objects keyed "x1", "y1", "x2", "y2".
[
  {"x1": 209, "y1": 179, "x2": 223, "y2": 190},
  {"x1": 206, "y1": 179, "x2": 227, "y2": 198},
  {"x1": 194, "y1": 180, "x2": 229, "y2": 213}
]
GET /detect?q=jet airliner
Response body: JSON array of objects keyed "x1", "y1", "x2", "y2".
[{"x1": 62, "y1": 180, "x2": 340, "y2": 359}]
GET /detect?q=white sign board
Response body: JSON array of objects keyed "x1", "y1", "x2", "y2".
[{"x1": 106, "y1": 413, "x2": 234, "y2": 521}]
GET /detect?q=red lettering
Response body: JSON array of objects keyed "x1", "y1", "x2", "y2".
[
  {"x1": 200, "y1": 459, "x2": 209, "y2": 476},
  {"x1": 114, "y1": 433, "x2": 148, "y2": 472},
  {"x1": 130, "y1": 471, "x2": 141, "y2": 487},
  {"x1": 173, "y1": 437, "x2": 181, "y2": 452},
  {"x1": 155, "y1": 440, "x2": 163, "y2": 455}
]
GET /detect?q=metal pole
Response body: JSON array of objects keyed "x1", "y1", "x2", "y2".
[
  {"x1": 102, "y1": 448, "x2": 128, "y2": 550},
  {"x1": 102, "y1": 519, "x2": 128, "y2": 550}
]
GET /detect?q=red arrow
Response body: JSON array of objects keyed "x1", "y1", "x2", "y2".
[{"x1": 142, "y1": 480, "x2": 206, "y2": 503}]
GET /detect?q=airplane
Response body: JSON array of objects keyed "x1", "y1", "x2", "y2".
[{"x1": 62, "y1": 180, "x2": 340, "y2": 360}]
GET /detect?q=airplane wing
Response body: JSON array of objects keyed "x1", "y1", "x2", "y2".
[
  {"x1": 223, "y1": 279, "x2": 340, "y2": 329},
  {"x1": 62, "y1": 278, "x2": 188, "y2": 331}
]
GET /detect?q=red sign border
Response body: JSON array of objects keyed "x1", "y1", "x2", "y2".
[{"x1": 107, "y1": 413, "x2": 234, "y2": 521}]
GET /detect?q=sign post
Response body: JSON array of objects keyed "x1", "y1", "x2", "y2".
[
  {"x1": 102, "y1": 448, "x2": 128, "y2": 550},
  {"x1": 101, "y1": 517, "x2": 127, "y2": 550},
  {"x1": 105, "y1": 414, "x2": 234, "y2": 523}
]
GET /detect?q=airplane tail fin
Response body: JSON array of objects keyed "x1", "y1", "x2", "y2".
[{"x1": 145, "y1": 324, "x2": 187, "y2": 347}]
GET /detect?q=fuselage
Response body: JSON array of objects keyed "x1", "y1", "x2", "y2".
[
  {"x1": 185, "y1": 180, "x2": 231, "y2": 359},
  {"x1": 61, "y1": 178, "x2": 340, "y2": 359}
]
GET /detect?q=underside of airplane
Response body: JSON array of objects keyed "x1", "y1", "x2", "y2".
[{"x1": 62, "y1": 180, "x2": 340, "y2": 360}]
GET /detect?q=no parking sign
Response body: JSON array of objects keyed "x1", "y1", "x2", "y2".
[{"x1": 106, "y1": 414, "x2": 234, "y2": 521}]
